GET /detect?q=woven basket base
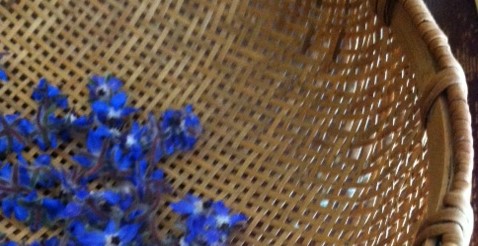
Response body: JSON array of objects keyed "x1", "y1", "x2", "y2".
[{"x1": 0, "y1": 0, "x2": 428, "y2": 245}]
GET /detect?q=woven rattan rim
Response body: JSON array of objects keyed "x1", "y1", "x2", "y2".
[{"x1": 389, "y1": 0, "x2": 475, "y2": 245}]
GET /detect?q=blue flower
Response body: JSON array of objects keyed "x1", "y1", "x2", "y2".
[
  {"x1": 71, "y1": 220, "x2": 141, "y2": 246},
  {"x1": 170, "y1": 195, "x2": 204, "y2": 216},
  {"x1": 161, "y1": 105, "x2": 201, "y2": 154},
  {"x1": 208, "y1": 201, "x2": 247, "y2": 228},
  {"x1": 87, "y1": 75, "x2": 123, "y2": 101},
  {"x1": 172, "y1": 196, "x2": 247, "y2": 245},
  {"x1": 183, "y1": 215, "x2": 222, "y2": 245},
  {"x1": 58, "y1": 111, "x2": 93, "y2": 140},
  {"x1": 0, "y1": 69, "x2": 8, "y2": 82},
  {"x1": 0, "y1": 114, "x2": 34, "y2": 154},
  {"x1": 31, "y1": 78, "x2": 68, "y2": 109},
  {"x1": 91, "y1": 91, "x2": 136, "y2": 125}
]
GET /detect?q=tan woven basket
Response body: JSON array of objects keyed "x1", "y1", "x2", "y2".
[{"x1": 0, "y1": 0, "x2": 473, "y2": 245}]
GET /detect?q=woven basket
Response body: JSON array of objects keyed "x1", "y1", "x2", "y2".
[{"x1": 0, "y1": 0, "x2": 473, "y2": 245}]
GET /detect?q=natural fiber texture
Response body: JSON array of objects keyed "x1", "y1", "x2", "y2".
[{"x1": 0, "y1": 0, "x2": 472, "y2": 245}]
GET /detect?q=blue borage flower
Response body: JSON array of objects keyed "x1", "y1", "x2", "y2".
[
  {"x1": 30, "y1": 79, "x2": 70, "y2": 150},
  {"x1": 91, "y1": 91, "x2": 137, "y2": 126},
  {"x1": 87, "y1": 75, "x2": 123, "y2": 102},
  {"x1": 69, "y1": 220, "x2": 141, "y2": 246},
  {"x1": 171, "y1": 195, "x2": 247, "y2": 245},
  {"x1": 58, "y1": 110, "x2": 93, "y2": 140},
  {"x1": 0, "y1": 114, "x2": 34, "y2": 155},
  {"x1": 161, "y1": 104, "x2": 201, "y2": 154},
  {"x1": 31, "y1": 78, "x2": 68, "y2": 109}
]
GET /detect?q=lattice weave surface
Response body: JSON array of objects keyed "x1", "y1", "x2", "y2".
[{"x1": 0, "y1": 0, "x2": 466, "y2": 245}]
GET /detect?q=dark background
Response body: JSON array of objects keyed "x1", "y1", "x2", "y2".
[{"x1": 424, "y1": 0, "x2": 478, "y2": 244}]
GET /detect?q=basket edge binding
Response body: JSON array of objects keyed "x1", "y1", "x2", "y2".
[{"x1": 375, "y1": 0, "x2": 474, "y2": 245}]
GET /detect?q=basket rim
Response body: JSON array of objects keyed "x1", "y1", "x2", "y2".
[{"x1": 388, "y1": 0, "x2": 475, "y2": 245}]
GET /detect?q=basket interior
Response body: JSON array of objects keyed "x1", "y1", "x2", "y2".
[{"x1": 0, "y1": 0, "x2": 429, "y2": 244}]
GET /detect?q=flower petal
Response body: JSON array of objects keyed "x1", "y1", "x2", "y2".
[
  {"x1": 229, "y1": 213, "x2": 247, "y2": 226},
  {"x1": 17, "y1": 118, "x2": 35, "y2": 135},
  {"x1": 72, "y1": 116, "x2": 91, "y2": 127},
  {"x1": 108, "y1": 76, "x2": 123, "y2": 91},
  {"x1": 35, "y1": 154, "x2": 51, "y2": 166},
  {"x1": 151, "y1": 169, "x2": 164, "y2": 181},
  {"x1": 19, "y1": 166, "x2": 30, "y2": 187},
  {"x1": 110, "y1": 91, "x2": 127, "y2": 109},
  {"x1": 0, "y1": 164, "x2": 12, "y2": 182},
  {"x1": 0, "y1": 138, "x2": 7, "y2": 153},
  {"x1": 44, "y1": 237, "x2": 60, "y2": 246},
  {"x1": 61, "y1": 202, "x2": 82, "y2": 218},
  {"x1": 211, "y1": 201, "x2": 229, "y2": 215},
  {"x1": 77, "y1": 231, "x2": 105, "y2": 246},
  {"x1": 86, "y1": 133, "x2": 103, "y2": 154},
  {"x1": 0, "y1": 69, "x2": 8, "y2": 82},
  {"x1": 118, "y1": 223, "x2": 141, "y2": 243},
  {"x1": 121, "y1": 107, "x2": 137, "y2": 117},
  {"x1": 91, "y1": 101, "x2": 109, "y2": 116},
  {"x1": 73, "y1": 155, "x2": 93, "y2": 168},
  {"x1": 14, "y1": 204, "x2": 29, "y2": 221},
  {"x1": 47, "y1": 85, "x2": 60, "y2": 97},
  {"x1": 42, "y1": 198, "x2": 64, "y2": 219},
  {"x1": 171, "y1": 199, "x2": 196, "y2": 215},
  {"x1": 104, "y1": 220, "x2": 117, "y2": 234},
  {"x1": 2, "y1": 197, "x2": 14, "y2": 217},
  {"x1": 102, "y1": 191, "x2": 120, "y2": 205}
]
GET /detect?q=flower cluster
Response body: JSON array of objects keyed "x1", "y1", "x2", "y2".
[{"x1": 0, "y1": 74, "x2": 245, "y2": 245}]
